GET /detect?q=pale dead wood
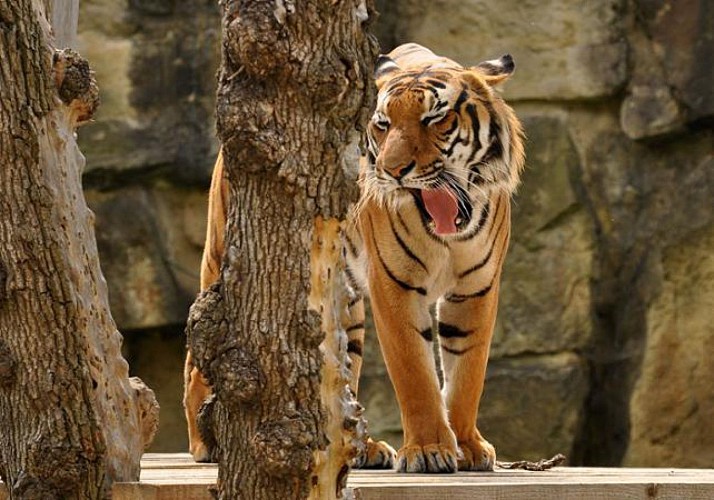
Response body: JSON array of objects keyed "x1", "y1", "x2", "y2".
[
  {"x1": 0, "y1": 1, "x2": 157, "y2": 497},
  {"x1": 309, "y1": 217, "x2": 367, "y2": 499},
  {"x1": 496, "y1": 453, "x2": 567, "y2": 471}
]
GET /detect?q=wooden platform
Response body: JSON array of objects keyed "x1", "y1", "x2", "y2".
[
  {"x1": 1, "y1": 453, "x2": 713, "y2": 498},
  {"x1": 111, "y1": 453, "x2": 714, "y2": 499}
]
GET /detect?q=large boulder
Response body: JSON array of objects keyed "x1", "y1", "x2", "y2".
[
  {"x1": 621, "y1": 0, "x2": 714, "y2": 139},
  {"x1": 85, "y1": 186, "x2": 205, "y2": 330},
  {"x1": 77, "y1": 0, "x2": 220, "y2": 183},
  {"x1": 494, "y1": 115, "x2": 594, "y2": 357},
  {"x1": 480, "y1": 353, "x2": 589, "y2": 462},
  {"x1": 625, "y1": 224, "x2": 714, "y2": 467},
  {"x1": 376, "y1": 0, "x2": 628, "y2": 100}
]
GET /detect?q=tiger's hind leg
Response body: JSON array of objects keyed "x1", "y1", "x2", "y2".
[
  {"x1": 184, "y1": 152, "x2": 227, "y2": 463},
  {"x1": 183, "y1": 351, "x2": 213, "y2": 462},
  {"x1": 343, "y1": 295, "x2": 396, "y2": 469},
  {"x1": 437, "y1": 288, "x2": 500, "y2": 471}
]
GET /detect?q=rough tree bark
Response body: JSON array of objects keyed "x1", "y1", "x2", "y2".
[
  {"x1": 0, "y1": 1, "x2": 158, "y2": 498},
  {"x1": 186, "y1": 1, "x2": 378, "y2": 499}
]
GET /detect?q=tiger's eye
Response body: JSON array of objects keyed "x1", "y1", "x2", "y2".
[
  {"x1": 373, "y1": 118, "x2": 390, "y2": 132},
  {"x1": 433, "y1": 112, "x2": 453, "y2": 126}
]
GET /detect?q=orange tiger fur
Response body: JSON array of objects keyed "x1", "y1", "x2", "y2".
[
  {"x1": 183, "y1": 152, "x2": 227, "y2": 462},
  {"x1": 183, "y1": 43, "x2": 525, "y2": 471}
]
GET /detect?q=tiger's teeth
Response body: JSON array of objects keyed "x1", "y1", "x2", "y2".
[{"x1": 455, "y1": 217, "x2": 463, "y2": 225}]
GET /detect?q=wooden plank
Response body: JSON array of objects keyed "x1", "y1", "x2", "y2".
[
  {"x1": 114, "y1": 455, "x2": 714, "y2": 500},
  {"x1": 113, "y1": 483, "x2": 215, "y2": 500},
  {"x1": 348, "y1": 483, "x2": 714, "y2": 500},
  {"x1": 4, "y1": 453, "x2": 714, "y2": 500}
]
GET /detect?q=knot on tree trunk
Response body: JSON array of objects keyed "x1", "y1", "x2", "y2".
[
  {"x1": 185, "y1": 284, "x2": 228, "y2": 385},
  {"x1": 0, "y1": 340, "x2": 14, "y2": 388},
  {"x1": 52, "y1": 48, "x2": 100, "y2": 127},
  {"x1": 14, "y1": 440, "x2": 98, "y2": 499},
  {"x1": 223, "y1": 2, "x2": 290, "y2": 80},
  {"x1": 217, "y1": 0, "x2": 379, "y2": 188},
  {"x1": 129, "y1": 376, "x2": 160, "y2": 451},
  {"x1": 252, "y1": 415, "x2": 316, "y2": 476},
  {"x1": 187, "y1": 285, "x2": 264, "y2": 408},
  {"x1": 214, "y1": 347, "x2": 263, "y2": 409},
  {"x1": 217, "y1": 91, "x2": 286, "y2": 174}
]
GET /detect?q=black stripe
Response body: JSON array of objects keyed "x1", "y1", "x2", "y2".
[
  {"x1": 444, "y1": 283, "x2": 493, "y2": 303},
  {"x1": 422, "y1": 115, "x2": 439, "y2": 126},
  {"x1": 367, "y1": 149, "x2": 376, "y2": 165},
  {"x1": 344, "y1": 266, "x2": 360, "y2": 291},
  {"x1": 347, "y1": 294, "x2": 361, "y2": 308},
  {"x1": 453, "y1": 88, "x2": 469, "y2": 113},
  {"x1": 396, "y1": 210, "x2": 411, "y2": 236},
  {"x1": 445, "y1": 134, "x2": 464, "y2": 156},
  {"x1": 480, "y1": 102, "x2": 503, "y2": 164},
  {"x1": 369, "y1": 216, "x2": 427, "y2": 296},
  {"x1": 447, "y1": 223, "x2": 510, "y2": 302},
  {"x1": 486, "y1": 194, "x2": 504, "y2": 239},
  {"x1": 442, "y1": 344, "x2": 475, "y2": 355},
  {"x1": 455, "y1": 200, "x2": 490, "y2": 242},
  {"x1": 425, "y1": 79, "x2": 447, "y2": 89},
  {"x1": 438, "y1": 322, "x2": 473, "y2": 339},
  {"x1": 389, "y1": 215, "x2": 428, "y2": 272},
  {"x1": 418, "y1": 327, "x2": 433, "y2": 342},
  {"x1": 346, "y1": 323, "x2": 364, "y2": 333},
  {"x1": 442, "y1": 116, "x2": 459, "y2": 138},
  {"x1": 422, "y1": 86, "x2": 441, "y2": 99},
  {"x1": 344, "y1": 234, "x2": 359, "y2": 257},
  {"x1": 468, "y1": 164, "x2": 486, "y2": 185},
  {"x1": 457, "y1": 199, "x2": 507, "y2": 278},
  {"x1": 347, "y1": 340, "x2": 363, "y2": 357},
  {"x1": 465, "y1": 103, "x2": 482, "y2": 159}
]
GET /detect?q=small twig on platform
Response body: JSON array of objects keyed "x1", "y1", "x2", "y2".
[{"x1": 496, "y1": 453, "x2": 566, "y2": 471}]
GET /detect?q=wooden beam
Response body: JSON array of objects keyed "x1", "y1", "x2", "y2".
[{"x1": 4, "y1": 453, "x2": 714, "y2": 500}]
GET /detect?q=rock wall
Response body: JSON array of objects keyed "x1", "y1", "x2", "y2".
[
  {"x1": 76, "y1": 0, "x2": 221, "y2": 451},
  {"x1": 74, "y1": 0, "x2": 713, "y2": 465},
  {"x1": 373, "y1": 0, "x2": 714, "y2": 466}
]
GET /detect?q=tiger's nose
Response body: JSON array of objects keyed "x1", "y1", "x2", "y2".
[{"x1": 385, "y1": 160, "x2": 416, "y2": 180}]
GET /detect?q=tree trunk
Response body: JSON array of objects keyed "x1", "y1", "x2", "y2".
[
  {"x1": 0, "y1": 1, "x2": 158, "y2": 498},
  {"x1": 186, "y1": 1, "x2": 378, "y2": 499}
]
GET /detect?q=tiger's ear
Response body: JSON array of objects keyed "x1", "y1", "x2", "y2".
[
  {"x1": 472, "y1": 54, "x2": 515, "y2": 86},
  {"x1": 374, "y1": 55, "x2": 400, "y2": 90}
]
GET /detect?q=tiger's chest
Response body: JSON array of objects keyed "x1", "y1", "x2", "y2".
[{"x1": 344, "y1": 194, "x2": 499, "y2": 305}]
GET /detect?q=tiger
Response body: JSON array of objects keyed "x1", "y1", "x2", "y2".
[{"x1": 183, "y1": 42, "x2": 525, "y2": 473}]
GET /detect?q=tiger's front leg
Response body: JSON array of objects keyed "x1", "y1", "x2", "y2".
[
  {"x1": 369, "y1": 274, "x2": 458, "y2": 473},
  {"x1": 342, "y1": 295, "x2": 396, "y2": 469},
  {"x1": 437, "y1": 286, "x2": 500, "y2": 471}
]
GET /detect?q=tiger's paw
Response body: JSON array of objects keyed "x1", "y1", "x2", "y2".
[
  {"x1": 457, "y1": 435, "x2": 496, "y2": 471},
  {"x1": 396, "y1": 443, "x2": 458, "y2": 473},
  {"x1": 353, "y1": 438, "x2": 396, "y2": 469},
  {"x1": 190, "y1": 442, "x2": 213, "y2": 463}
]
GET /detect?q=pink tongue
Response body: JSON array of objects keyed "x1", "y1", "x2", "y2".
[{"x1": 421, "y1": 188, "x2": 459, "y2": 235}]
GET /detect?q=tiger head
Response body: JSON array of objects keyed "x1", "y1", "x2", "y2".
[{"x1": 362, "y1": 44, "x2": 525, "y2": 237}]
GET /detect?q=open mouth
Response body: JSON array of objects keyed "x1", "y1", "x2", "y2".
[{"x1": 410, "y1": 184, "x2": 473, "y2": 236}]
